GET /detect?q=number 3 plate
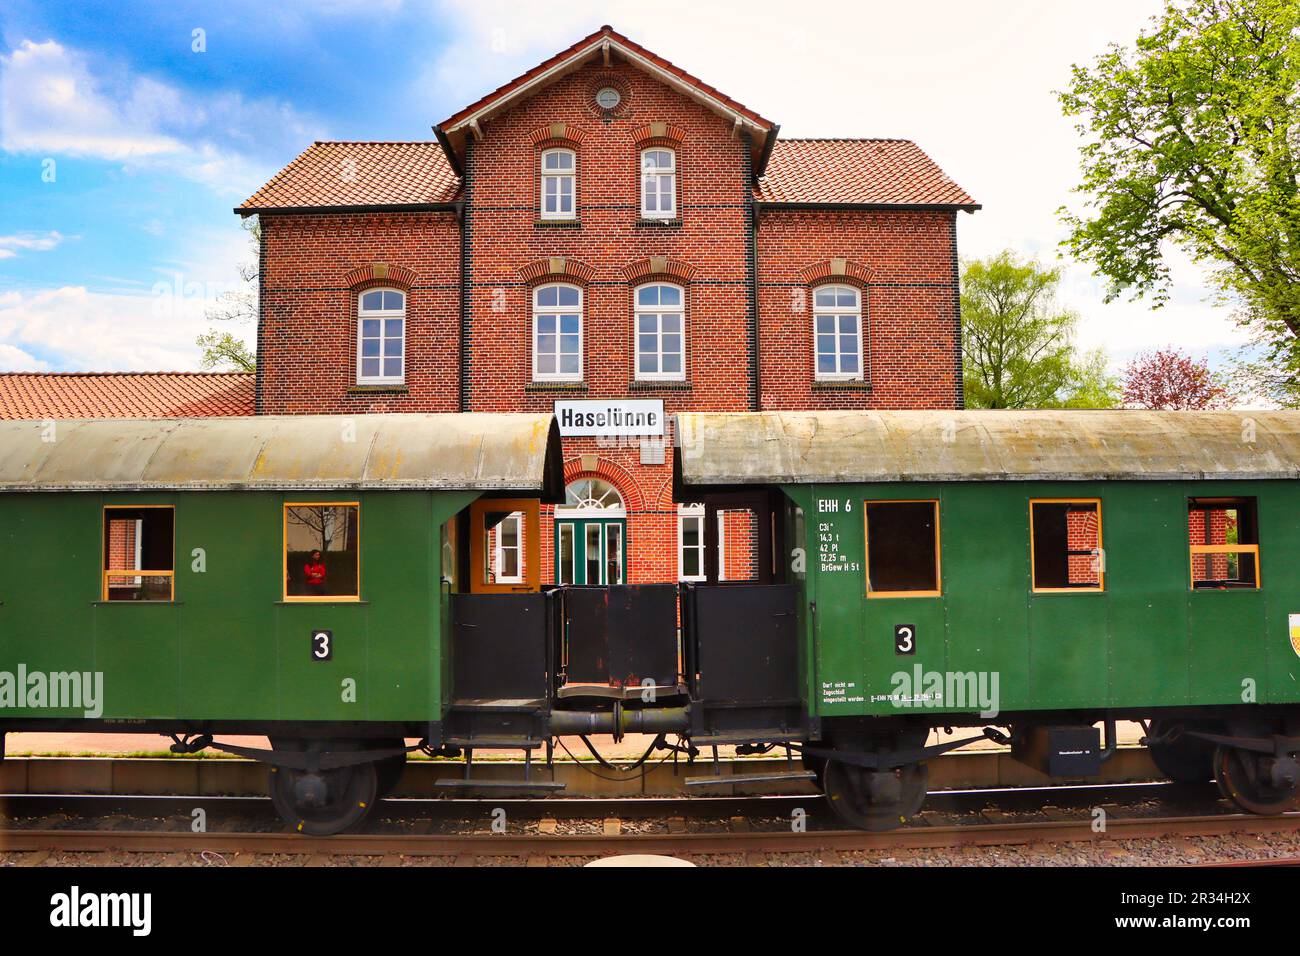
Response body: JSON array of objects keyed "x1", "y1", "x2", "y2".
[{"x1": 311, "y1": 629, "x2": 333, "y2": 661}]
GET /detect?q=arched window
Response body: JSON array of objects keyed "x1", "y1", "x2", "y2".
[
  {"x1": 558, "y1": 478, "x2": 626, "y2": 515},
  {"x1": 532, "y1": 283, "x2": 582, "y2": 381},
  {"x1": 634, "y1": 283, "x2": 685, "y2": 381},
  {"x1": 640, "y1": 148, "x2": 676, "y2": 219},
  {"x1": 813, "y1": 284, "x2": 863, "y2": 381},
  {"x1": 357, "y1": 288, "x2": 405, "y2": 384},
  {"x1": 540, "y1": 148, "x2": 576, "y2": 220}
]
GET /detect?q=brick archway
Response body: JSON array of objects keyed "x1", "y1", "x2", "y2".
[
  {"x1": 560, "y1": 457, "x2": 643, "y2": 511},
  {"x1": 799, "y1": 258, "x2": 875, "y2": 287},
  {"x1": 343, "y1": 262, "x2": 417, "y2": 290},
  {"x1": 518, "y1": 257, "x2": 597, "y2": 286}
]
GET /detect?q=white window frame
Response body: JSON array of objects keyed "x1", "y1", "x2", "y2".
[
  {"x1": 640, "y1": 148, "x2": 677, "y2": 219},
  {"x1": 540, "y1": 148, "x2": 576, "y2": 220},
  {"x1": 678, "y1": 505, "x2": 706, "y2": 582},
  {"x1": 812, "y1": 283, "x2": 864, "y2": 382},
  {"x1": 634, "y1": 282, "x2": 686, "y2": 381},
  {"x1": 532, "y1": 283, "x2": 583, "y2": 382},
  {"x1": 356, "y1": 288, "x2": 406, "y2": 385},
  {"x1": 493, "y1": 512, "x2": 523, "y2": 584}
]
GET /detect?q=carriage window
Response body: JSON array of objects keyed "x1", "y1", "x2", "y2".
[
  {"x1": 285, "y1": 503, "x2": 360, "y2": 601},
  {"x1": 864, "y1": 500, "x2": 941, "y2": 597},
  {"x1": 103, "y1": 506, "x2": 174, "y2": 601},
  {"x1": 1189, "y1": 497, "x2": 1259, "y2": 590},
  {"x1": 1030, "y1": 499, "x2": 1103, "y2": 592}
]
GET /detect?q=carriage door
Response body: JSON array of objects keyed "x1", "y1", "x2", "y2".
[{"x1": 554, "y1": 478, "x2": 625, "y2": 585}]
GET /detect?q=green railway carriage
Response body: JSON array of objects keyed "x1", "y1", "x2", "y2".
[
  {"x1": 6, "y1": 407, "x2": 1300, "y2": 833},
  {"x1": 0, "y1": 413, "x2": 571, "y2": 831},
  {"x1": 674, "y1": 409, "x2": 1300, "y2": 827}
]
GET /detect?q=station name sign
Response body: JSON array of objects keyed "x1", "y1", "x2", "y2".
[{"x1": 554, "y1": 399, "x2": 665, "y2": 437}]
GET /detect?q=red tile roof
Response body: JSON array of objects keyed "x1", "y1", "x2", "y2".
[
  {"x1": 241, "y1": 138, "x2": 976, "y2": 212},
  {"x1": 237, "y1": 142, "x2": 461, "y2": 214},
  {"x1": 440, "y1": 25, "x2": 774, "y2": 133},
  {"x1": 756, "y1": 139, "x2": 979, "y2": 208},
  {"x1": 0, "y1": 373, "x2": 255, "y2": 420}
]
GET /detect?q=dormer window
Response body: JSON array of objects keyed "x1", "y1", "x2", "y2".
[
  {"x1": 640, "y1": 148, "x2": 676, "y2": 219},
  {"x1": 541, "y1": 148, "x2": 576, "y2": 220}
]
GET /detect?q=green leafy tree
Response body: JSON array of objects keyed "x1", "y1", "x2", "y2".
[
  {"x1": 962, "y1": 252, "x2": 1120, "y2": 409},
  {"x1": 1059, "y1": 0, "x2": 1300, "y2": 405},
  {"x1": 198, "y1": 216, "x2": 259, "y2": 372}
]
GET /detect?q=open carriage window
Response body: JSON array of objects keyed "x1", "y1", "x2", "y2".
[
  {"x1": 865, "y1": 500, "x2": 941, "y2": 597},
  {"x1": 1189, "y1": 497, "x2": 1259, "y2": 590},
  {"x1": 103, "y1": 506, "x2": 174, "y2": 601},
  {"x1": 284, "y1": 503, "x2": 360, "y2": 601},
  {"x1": 1030, "y1": 499, "x2": 1103, "y2": 592}
]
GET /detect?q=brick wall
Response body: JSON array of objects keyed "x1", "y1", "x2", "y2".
[
  {"x1": 254, "y1": 60, "x2": 964, "y2": 585},
  {"x1": 756, "y1": 208, "x2": 960, "y2": 410},
  {"x1": 258, "y1": 211, "x2": 461, "y2": 414}
]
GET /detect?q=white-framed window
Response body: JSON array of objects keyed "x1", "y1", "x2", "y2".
[
  {"x1": 357, "y1": 288, "x2": 406, "y2": 384},
  {"x1": 640, "y1": 148, "x2": 676, "y2": 219},
  {"x1": 493, "y1": 512, "x2": 523, "y2": 584},
  {"x1": 635, "y1": 283, "x2": 685, "y2": 380},
  {"x1": 540, "y1": 148, "x2": 575, "y2": 220},
  {"x1": 533, "y1": 283, "x2": 582, "y2": 381},
  {"x1": 677, "y1": 504, "x2": 728, "y2": 582},
  {"x1": 813, "y1": 284, "x2": 863, "y2": 381},
  {"x1": 678, "y1": 504, "x2": 706, "y2": 582}
]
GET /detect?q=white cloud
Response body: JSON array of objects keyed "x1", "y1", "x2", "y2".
[
  {"x1": 0, "y1": 284, "x2": 258, "y2": 372},
  {"x1": 0, "y1": 39, "x2": 322, "y2": 197},
  {"x1": 0, "y1": 231, "x2": 66, "y2": 258},
  {"x1": 0, "y1": 341, "x2": 47, "y2": 371},
  {"x1": 0, "y1": 226, "x2": 256, "y2": 372}
]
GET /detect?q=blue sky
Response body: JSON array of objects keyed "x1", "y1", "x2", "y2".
[{"x1": 0, "y1": 0, "x2": 1249, "y2": 374}]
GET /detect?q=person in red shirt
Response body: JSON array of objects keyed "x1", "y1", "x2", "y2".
[{"x1": 304, "y1": 550, "x2": 327, "y2": 596}]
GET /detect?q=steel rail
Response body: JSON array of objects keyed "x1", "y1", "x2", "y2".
[{"x1": 3, "y1": 812, "x2": 1299, "y2": 859}]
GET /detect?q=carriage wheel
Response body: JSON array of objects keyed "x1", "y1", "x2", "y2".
[
  {"x1": 1214, "y1": 745, "x2": 1300, "y2": 816},
  {"x1": 823, "y1": 759, "x2": 928, "y2": 831},
  {"x1": 268, "y1": 741, "x2": 379, "y2": 836},
  {"x1": 375, "y1": 744, "x2": 407, "y2": 800},
  {"x1": 1147, "y1": 719, "x2": 1216, "y2": 784}
]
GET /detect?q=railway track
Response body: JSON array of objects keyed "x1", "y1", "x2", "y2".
[
  {"x1": 3, "y1": 812, "x2": 1300, "y2": 866},
  {"x1": 1, "y1": 782, "x2": 1297, "y2": 865}
]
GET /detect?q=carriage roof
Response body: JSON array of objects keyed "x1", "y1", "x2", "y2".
[
  {"x1": 674, "y1": 410, "x2": 1300, "y2": 486},
  {"x1": 0, "y1": 413, "x2": 564, "y2": 497}
]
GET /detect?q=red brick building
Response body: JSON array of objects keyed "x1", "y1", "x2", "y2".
[{"x1": 241, "y1": 25, "x2": 978, "y2": 586}]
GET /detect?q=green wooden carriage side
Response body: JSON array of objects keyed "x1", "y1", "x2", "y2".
[
  {"x1": 675, "y1": 409, "x2": 1300, "y2": 724},
  {"x1": 0, "y1": 414, "x2": 562, "y2": 727}
]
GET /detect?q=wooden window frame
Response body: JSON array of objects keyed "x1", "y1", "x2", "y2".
[
  {"x1": 1187, "y1": 497, "x2": 1261, "y2": 591},
  {"x1": 102, "y1": 504, "x2": 175, "y2": 602},
  {"x1": 468, "y1": 498, "x2": 541, "y2": 593},
  {"x1": 863, "y1": 499, "x2": 942, "y2": 599},
  {"x1": 283, "y1": 501, "x2": 361, "y2": 603},
  {"x1": 1029, "y1": 497, "x2": 1105, "y2": 594}
]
